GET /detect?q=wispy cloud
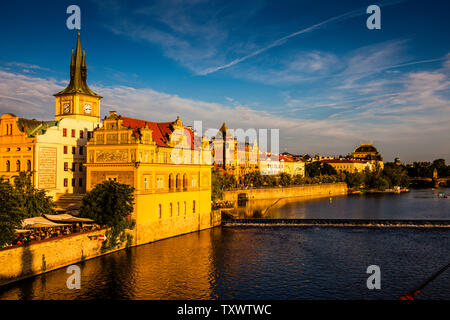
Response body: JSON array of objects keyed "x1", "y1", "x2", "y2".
[
  {"x1": 198, "y1": 0, "x2": 405, "y2": 75},
  {"x1": 1, "y1": 62, "x2": 449, "y2": 162}
]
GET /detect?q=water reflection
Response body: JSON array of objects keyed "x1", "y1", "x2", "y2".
[
  {"x1": 0, "y1": 188, "x2": 448, "y2": 300},
  {"x1": 233, "y1": 188, "x2": 450, "y2": 220}
]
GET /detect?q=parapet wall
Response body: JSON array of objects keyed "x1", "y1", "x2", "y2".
[
  {"x1": 0, "y1": 210, "x2": 221, "y2": 287},
  {"x1": 221, "y1": 183, "x2": 348, "y2": 202},
  {"x1": 0, "y1": 230, "x2": 108, "y2": 286}
]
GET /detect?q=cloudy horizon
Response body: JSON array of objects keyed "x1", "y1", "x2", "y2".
[{"x1": 0, "y1": 0, "x2": 449, "y2": 163}]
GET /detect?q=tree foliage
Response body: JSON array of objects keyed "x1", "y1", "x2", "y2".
[
  {"x1": 79, "y1": 180, "x2": 135, "y2": 251},
  {"x1": 344, "y1": 163, "x2": 409, "y2": 190},
  {"x1": 0, "y1": 178, "x2": 25, "y2": 246},
  {"x1": 13, "y1": 172, "x2": 56, "y2": 217},
  {"x1": 306, "y1": 162, "x2": 337, "y2": 177},
  {"x1": 80, "y1": 180, "x2": 134, "y2": 226},
  {"x1": 406, "y1": 159, "x2": 450, "y2": 178}
]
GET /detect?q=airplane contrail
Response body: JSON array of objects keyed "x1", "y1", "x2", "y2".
[{"x1": 199, "y1": 0, "x2": 405, "y2": 76}]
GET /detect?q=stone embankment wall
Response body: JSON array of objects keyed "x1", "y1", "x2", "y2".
[
  {"x1": 221, "y1": 183, "x2": 348, "y2": 202},
  {"x1": 0, "y1": 210, "x2": 221, "y2": 286}
]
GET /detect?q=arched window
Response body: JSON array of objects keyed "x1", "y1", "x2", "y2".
[
  {"x1": 16, "y1": 160, "x2": 20, "y2": 172},
  {"x1": 27, "y1": 160, "x2": 31, "y2": 171},
  {"x1": 169, "y1": 174, "x2": 173, "y2": 190},
  {"x1": 176, "y1": 174, "x2": 181, "y2": 190},
  {"x1": 6, "y1": 160, "x2": 10, "y2": 172},
  {"x1": 183, "y1": 174, "x2": 187, "y2": 190}
]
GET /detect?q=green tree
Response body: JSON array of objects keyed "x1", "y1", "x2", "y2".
[
  {"x1": 383, "y1": 163, "x2": 410, "y2": 187},
  {"x1": 0, "y1": 178, "x2": 24, "y2": 246},
  {"x1": 79, "y1": 180, "x2": 135, "y2": 250},
  {"x1": 211, "y1": 169, "x2": 224, "y2": 201},
  {"x1": 13, "y1": 172, "x2": 56, "y2": 217},
  {"x1": 344, "y1": 171, "x2": 364, "y2": 188},
  {"x1": 278, "y1": 173, "x2": 292, "y2": 187},
  {"x1": 432, "y1": 159, "x2": 448, "y2": 177},
  {"x1": 306, "y1": 162, "x2": 337, "y2": 177}
]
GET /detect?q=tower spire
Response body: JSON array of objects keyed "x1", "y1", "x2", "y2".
[{"x1": 54, "y1": 32, "x2": 101, "y2": 98}]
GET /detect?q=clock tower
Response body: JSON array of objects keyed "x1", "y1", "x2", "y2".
[{"x1": 54, "y1": 32, "x2": 102, "y2": 122}]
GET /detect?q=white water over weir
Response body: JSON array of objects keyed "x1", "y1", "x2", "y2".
[{"x1": 222, "y1": 219, "x2": 450, "y2": 228}]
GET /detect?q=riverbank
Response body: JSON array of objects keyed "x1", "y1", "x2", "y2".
[
  {"x1": 349, "y1": 187, "x2": 410, "y2": 195},
  {"x1": 221, "y1": 183, "x2": 348, "y2": 202},
  {"x1": 0, "y1": 210, "x2": 221, "y2": 287}
]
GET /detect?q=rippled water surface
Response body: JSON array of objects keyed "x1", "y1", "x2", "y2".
[{"x1": 0, "y1": 188, "x2": 449, "y2": 300}]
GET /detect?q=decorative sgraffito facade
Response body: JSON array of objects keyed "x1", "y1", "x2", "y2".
[{"x1": 85, "y1": 111, "x2": 217, "y2": 245}]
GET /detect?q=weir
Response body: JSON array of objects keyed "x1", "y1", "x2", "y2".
[{"x1": 222, "y1": 218, "x2": 450, "y2": 228}]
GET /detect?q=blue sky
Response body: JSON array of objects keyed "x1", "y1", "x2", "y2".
[{"x1": 0, "y1": 0, "x2": 449, "y2": 162}]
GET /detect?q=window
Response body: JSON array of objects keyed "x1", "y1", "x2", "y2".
[
  {"x1": 144, "y1": 177, "x2": 148, "y2": 190},
  {"x1": 63, "y1": 128, "x2": 67, "y2": 137},
  {"x1": 183, "y1": 201, "x2": 186, "y2": 217},
  {"x1": 176, "y1": 174, "x2": 180, "y2": 189},
  {"x1": 64, "y1": 162, "x2": 69, "y2": 171},
  {"x1": 177, "y1": 202, "x2": 180, "y2": 216},
  {"x1": 64, "y1": 146, "x2": 68, "y2": 154},
  {"x1": 72, "y1": 146, "x2": 76, "y2": 154},
  {"x1": 79, "y1": 130, "x2": 84, "y2": 139},
  {"x1": 72, "y1": 162, "x2": 76, "y2": 171},
  {"x1": 16, "y1": 160, "x2": 20, "y2": 172},
  {"x1": 193, "y1": 200, "x2": 196, "y2": 213},
  {"x1": 79, "y1": 178, "x2": 83, "y2": 187},
  {"x1": 170, "y1": 203, "x2": 173, "y2": 217},
  {"x1": 79, "y1": 163, "x2": 83, "y2": 172},
  {"x1": 157, "y1": 177, "x2": 164, "y2": 189},
  {"x1": 169, "y1": 174, "x2": 173, "y2": 190},
  {"x1": 183, "y1": 174, "x2": 187, "y2": 190},
  {"x1": 64, "y1": 178, "x2": 68, "y2": 187},
  {"x1": 158, "y1": 204, "x2": 162, "y2": 219},
  {"x1": 79, "y1": 146, "x2": 83, "y2": 155},
  {"x1": 72, "y1": 178, "x2": 75, "y2": 187},
  {"x1": 191, "y1": 177, "x2": 197, "y2": 187},
  {"x1": 71, "y1": 129, "x2": 75, "y2": 138},
  {"x1": 27, "y1": 160, "x2": 31, "y2": 171},
  {"x1": 6, "y1": 160, "x2": 10, "y2": 172},
  {"x1": 144, "y1": 152, "x2": 148, "y2": 162}
]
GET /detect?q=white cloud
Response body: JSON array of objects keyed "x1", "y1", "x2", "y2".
[{"x1": 0, "y1": 67, "x2": 449, "y2": 162}]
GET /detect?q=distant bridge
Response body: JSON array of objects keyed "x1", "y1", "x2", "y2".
[{"x1": 409, "y1": 177, "x2": 450, "y2": 187}]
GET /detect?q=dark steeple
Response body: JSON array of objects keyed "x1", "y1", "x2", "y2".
[{"x1": 54, "y1": 32, "x2": 101, "y2": 98}]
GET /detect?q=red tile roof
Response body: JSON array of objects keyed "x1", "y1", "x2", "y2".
[{"x1": 120, "y1": 116, "x2": 198, "y2": 149}]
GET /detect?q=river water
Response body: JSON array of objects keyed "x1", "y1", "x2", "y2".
[{"x1": 0, "y1": 188, "x2": 449, "y2": 300}]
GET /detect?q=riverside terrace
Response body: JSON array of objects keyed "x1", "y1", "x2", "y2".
[{"x1": 1, "y1": 214, "x2": 101, "y2": 249}]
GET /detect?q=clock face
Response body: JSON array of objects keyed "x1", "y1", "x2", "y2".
[
  {"x1": 63, "y1": 103, "x2": 70, "y2": 114},
  {"x1": 84, "y1": 103, "x2": 92, "y2": 114}
]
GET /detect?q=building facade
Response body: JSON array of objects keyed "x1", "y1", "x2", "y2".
[
  {"x1": 211, "y1": 122, "x2": 259, "y2": 179},
  {"x1": 320, "y1": 159, "x2": 373, "y2": 173},
  {"x1": 0, "y1": 33, "x2": 100, "y2": 199},
  {"x1": 85, "y1": 112, "x2": 215, "y2": 245}
]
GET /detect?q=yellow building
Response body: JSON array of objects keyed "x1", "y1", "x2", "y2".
[
  {"x1": 280, "y1": 155, "x2": 305, "y2": 176},
  {"x1": 321, "y1": 159, "x2": 372, "y2": 173},
  {"x1": 0, "y1": 32, "x2": 100, "y2": 200},
  {"x1": 85, "y1": 112, "x2": 216, "y2": 245},
  {"x1": 352, "y1": 143, "x2": 384, "y2": 170},
  {"x1": 211, "y1": 122, "x2": 259, "y2": 179}
]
